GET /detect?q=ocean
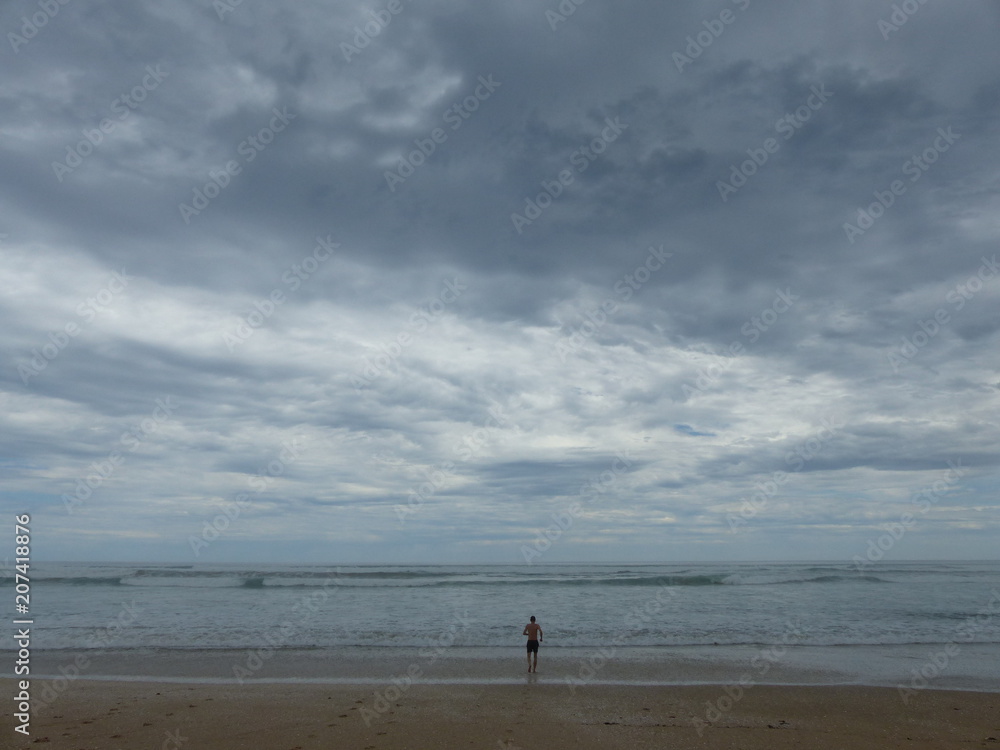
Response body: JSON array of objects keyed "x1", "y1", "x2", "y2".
[{"x1": 5, "y1": 561, "x2": 1000, "y2": 690}]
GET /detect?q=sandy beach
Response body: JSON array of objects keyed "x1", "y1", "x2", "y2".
[{"x1": 6, "y1": 679, "x2": 999, "y2": 749}]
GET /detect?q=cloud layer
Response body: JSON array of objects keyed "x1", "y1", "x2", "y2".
[{"x1": 2, "y1": 0, "x2": 999, "y2": 563}]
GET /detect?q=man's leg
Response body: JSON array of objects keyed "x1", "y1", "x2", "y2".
[
  {"x1": 527, "y1": 648, "x2": 532, "y2": 672},
  {"x1": 532, "y1": 651, "x2": 538, "y2": 672}
]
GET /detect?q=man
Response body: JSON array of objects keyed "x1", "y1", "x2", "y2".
[{"x1": 522, "y1": 615, "x2": 543, "y2": 672}]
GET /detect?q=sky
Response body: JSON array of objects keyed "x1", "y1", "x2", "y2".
[{"x1": 2, "y1": 0, "x2": 999, "y2": 565}]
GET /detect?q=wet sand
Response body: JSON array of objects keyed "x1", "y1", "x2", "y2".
[{"x1": 6, "y1": 679, "x2": 1000, "y2": 749}]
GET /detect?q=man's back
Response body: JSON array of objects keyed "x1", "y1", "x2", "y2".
[{"x1": 524, "y1": 622, "x2": 542, "y2": 639}]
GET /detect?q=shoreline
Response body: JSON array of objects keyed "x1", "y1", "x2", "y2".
[
  {"x1": 8, "y1": 643, "x2": 1000, "y2": 693},
  {"x1": 6, "y1": 680, "x2": 999, "y2": 750}
]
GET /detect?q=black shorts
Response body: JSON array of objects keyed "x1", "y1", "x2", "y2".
[{"x1": 526, "y1": 639, "x2": 539, "y2": 653}]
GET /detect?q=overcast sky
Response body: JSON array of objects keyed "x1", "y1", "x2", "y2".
[{"x1": 3, "y1": 0, "x2": 999, "y2": 564}]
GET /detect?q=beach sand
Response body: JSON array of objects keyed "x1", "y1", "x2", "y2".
[{"x1": 6, "y1": 679, "x2": 999, "y2": 749}]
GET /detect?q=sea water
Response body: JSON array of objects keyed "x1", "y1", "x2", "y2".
[{"x1": 4, "y1": 561, "x2": 999, "y2": 689}]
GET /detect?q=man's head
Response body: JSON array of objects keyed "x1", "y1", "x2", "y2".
[{"x1": 530, "y1": 616, "x2": 536, "y2": 622}]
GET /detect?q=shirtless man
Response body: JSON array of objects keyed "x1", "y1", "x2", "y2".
[{"x1": 523, "y1": 616, "x2": 543, "y2": 673}]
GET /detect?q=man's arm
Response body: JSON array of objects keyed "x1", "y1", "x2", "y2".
[
  {"x1": 538, "y1": 627, "x2": 543, "y2": 641},
  {"x1": 522, "y1": 625, "x2": 528, "y2": 636}
]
